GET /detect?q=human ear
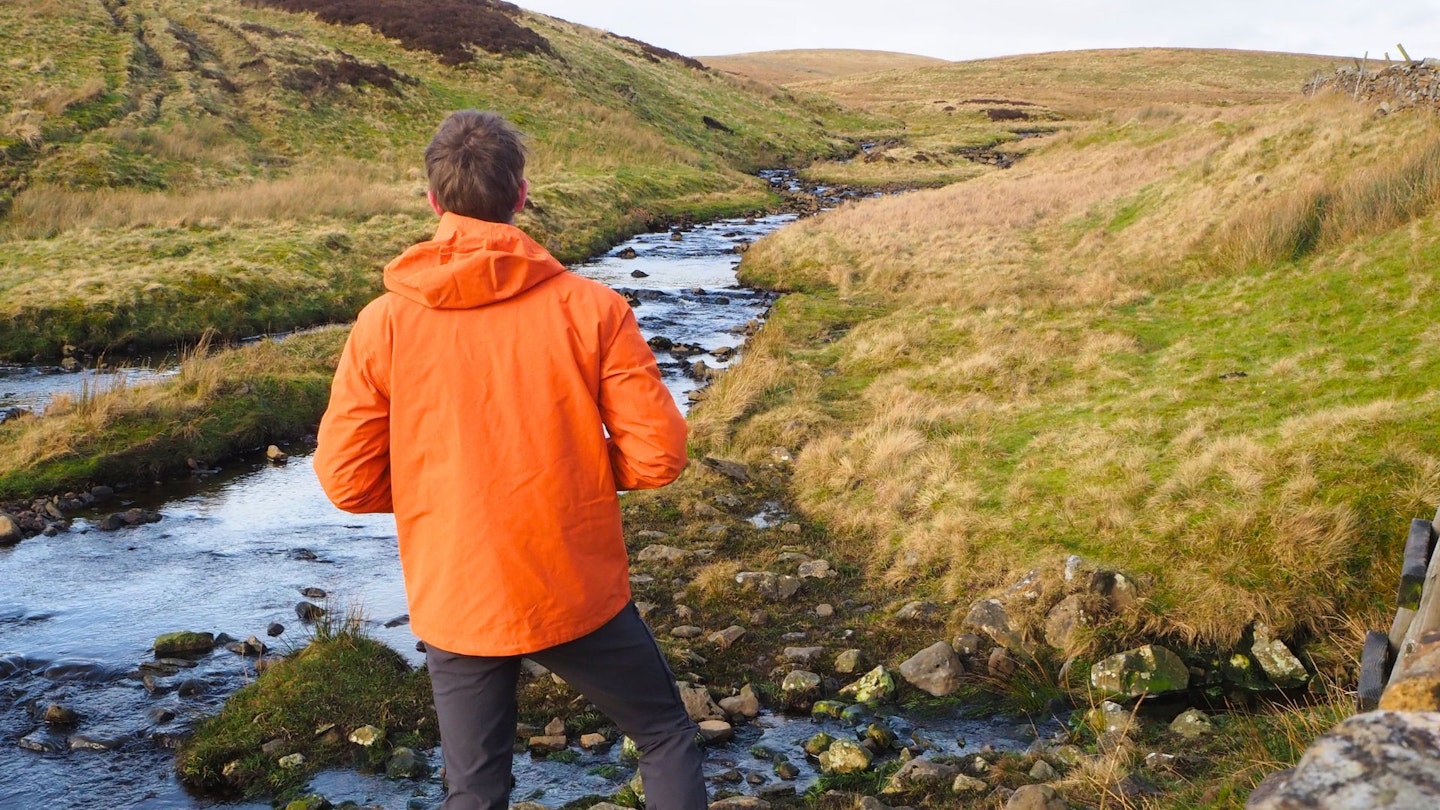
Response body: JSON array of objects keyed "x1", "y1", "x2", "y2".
[
  {"x1": 514, "y1": 178, "x2": 529, "y2": 214},
  {"x1": 427, "y1": 189, "x2": 444, "y2": 217}
]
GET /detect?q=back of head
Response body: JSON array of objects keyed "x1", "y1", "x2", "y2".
[{"x1": 425, "y1": 110, "x2": 527, "y2": 224}]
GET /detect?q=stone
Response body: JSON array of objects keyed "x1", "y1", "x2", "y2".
[
  {"x1": 153, "y1": 631, "x2": 215, "y2": 657},
  {"x1": 266, "y1": 445, "x2": 288, "y2": 463},
  {"x1": 1170, "y1": 708, "x2": 1214, "y2": 739},
  {"x1": 774, "y1": 759, "x2": 800, "y2": 780},
  {"x1": 803, "y1": 731, "x2": 835, "y2": 755},
  {"x1": 1029, "y1": 759, "x2": 1059, "y2": 781},
  {"x1": 839, "y1": 666, "x2": 897, "y2": 705},
  {"x1": 529, "y1": 734, "x2": 567, "y2": 752},
  {"x1": 964, "y1": 599, "x2": 1027, "y2": 651},
  {"x1": 266, "y1": 622, "x2": 285, "y2": 637},
  {"x1": 638, "y1": 544, "x2": 694, "y2": 564},
  {"x1": 69, "y1": 734, "x2": 120, "y2": 751},
  {"x1": 1006, "y1": 784, "x2": 1066, "y2": 809},
  {"x1": 0, "y1": 513, "x2": 20, "y2": 546},
  {"x1": 700, "y1": 456, "x2": 750, "y2": 483},
  {"x1": 679, "y1": 683, "x2": 726, "y2": 722},
  {"x1": 709, "y1": 798, "x2": 772, "y2": 810},
  {"x1": 225, "y1": 636, "x2": 267, "y2": 657},
  {"x1": 781, "y1": 670, "x2": 822, "y2": 710},
  {"x1": 811, "y1": 700, "x2": 846, "y2": 720},
  {"x1": 177, "y1": 678, "x2": 207, "y2": 697},
  {"x1": 1221, "y1": 651, "x2": 1272, "y2": 691},
  {"x1": 953, "y1": 774, "x2": 989, "y2": 795},
  {"x1": 1043, "y1": 595, "x2": 1087, "y2": 651},
  {"x1": 580, "y1": 732, "x2": 609, "y2": 749},
  {"x1": 735, "y1": 572, "x2": 801, "y2": 601},
  {"x1": 278, "y1": 753, "x2": 306, "y2": 768},
  {"x1": 989, "y1": 647, "x2": 1018, "y2": 679},
  {"x1": 834, "y1": 649, "x2": 865, "y2": 674},
  {"x1": 709, "y1": 626, "x2": 748, "y2": 650},
  {"x1": 670, "y1": 625, "x2": 703, "y2": 639},
  {"x1": 899, "y1": 642, "x2": 965, "y2": 697},
  {"x1": 784, "y1": 646, "x2": 825, "y2": 665},
  {"x1": 798, "y1": 559, "x2": 836, "y2": 579},
  {"x1": 1251, "y1": 624, "x2": 1310, "y2": 689},
  {"x1": 719, "y1": 684, "x2": 761, "y2": 718},
  {"x1": 697, "y1": 720, "x2": 735, "y2": 744},
  {"x1": 1084, "y1": 701, "x2": 1135, "y2": 736},
  {"x1": 817, "y1": 738, "x2": 873, "y2": 774},
  {"x1": 894, "y1": 600, "x2": 939, "y2": 622},
  {"x1": 857, "y1": 799, "x2": 888, "y2": 810},
  {"x1": 953, "y1": 633, "x2": 983, "y2": 657},
  {"x1": 618, "y1": 736, "x2": 641, "y2": 763},
  {"x1": 386, "y1": 746, "x2": 430, "y2": 779},
  {"x1": 544, "y1": 717, "x2": 565, "y2": 737},
  {"x1": 18, "y1": 731, "x2": 63, "y2": 753},
  {"x1": 348, "y1": 725, "x2": 385, "y2": 746},
  {"x1": 284, "y1": 797, "x2": 331, "y2": 810},
  {"x1": 815, "y1": 603, "x2": 835, "y2": 618},
  {"x1": 1247, "y1": 711, "x2": 1440, "y2": 809},
  {"x1": 882, "y1": 757, "x2": 962, "y2": 793},
  {"x1": 1090, "y1": 645, "x2": 1189, "y2": 697},
  {"x1": 295, "y1": 601, "x2": 326, "y2": 622},
  {"x1": 43, "y1": 704, "x2": 79, "y2": 726}
]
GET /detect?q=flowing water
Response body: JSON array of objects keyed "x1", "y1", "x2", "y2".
[{"x1": 0, "y1": 206, "x2": 1057, "y2": 810}]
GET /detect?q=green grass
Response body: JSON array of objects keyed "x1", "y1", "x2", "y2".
[{"x1": 176, "y1": 619, "x2": 436, "y2": 799}]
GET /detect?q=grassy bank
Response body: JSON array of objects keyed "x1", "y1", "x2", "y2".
[
  {"x1": 0, "y1": 0, "x2": 854, "y2": 360},
  {"x1": 701, "y1": 51, "x2": 1440, "y2": 663}
]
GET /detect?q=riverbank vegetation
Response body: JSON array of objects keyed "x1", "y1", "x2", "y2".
[{"x1": 0, "y1": 0, "x2": 855, "y2": 360}]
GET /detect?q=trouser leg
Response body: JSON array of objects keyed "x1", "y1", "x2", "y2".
[
  {"x1": 425, "y1": 646, "x2": 521, "y2": 810},
  {"x1": 532, "y1": 603, "x2": 708, "y2": 810}
]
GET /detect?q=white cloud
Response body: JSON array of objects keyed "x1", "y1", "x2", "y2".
[{"x1": 513, "y1": 0, "x2": 1440, "y2": 62}]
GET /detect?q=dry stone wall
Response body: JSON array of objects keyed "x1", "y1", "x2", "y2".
[{"x1": 1305, "y1": 59, "x2": 1440, "y2": 114}]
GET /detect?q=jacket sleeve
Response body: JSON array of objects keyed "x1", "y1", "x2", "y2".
[
  {"x1": 599, "y1": 304, "x2": 688, "y2": 490},
  {"x1": 315, "y1": 309, "x2": 394, "y2": 513}
]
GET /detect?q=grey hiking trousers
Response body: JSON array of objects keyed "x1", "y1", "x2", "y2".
[{"x1": 425, "y1": 602, "x2": 708, "y2": 810}]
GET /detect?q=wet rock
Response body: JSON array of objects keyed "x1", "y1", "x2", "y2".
[
  {"x1": 266, "y1": 445, "x2": 288, "y2": 464},
  {"x1": 864, "y1": 721, "x2": 896, "y2": 749},
  {"x1": 90, "y1": 485, "x2": 114, "y2": 501},
  {"x1": 818, "y1": 738, "x2": 873, "y2": 774},
  {"x1": 617, "y1": 247, "x2": 638, "y2": 259},
  {"x1": 43, "y1": 703, "x2": 80, "y2": 726},
  {"x1": 803, "y1": 731, "x2": 835, "y2": 756},
  {"x1": 1248, "y1": 711, "x2": 1440, "y2": 809},
  {"x1": 698, "y1": 719, "x2": 735, "y2": 744},
  {"x1": 964, "y1": 599, "x2": 1027, "y2": 652},
  {"x1": 735, "y1": 572, "x2": 801, "y2": 601},
  {"x1": 69, "y1": 734, "x2": 122, "y2": 751},
  {"x1": 529, "y1": 734, "x2": 567, "y2": 753},
  {"x1": 1092, "y1": 644, "x2": 1189, "y2": 699},
  {"x1": 1170, "y1": 708, "x2": 1214, "y2": 739},
  {"x1": 834, "y1": 649, "x2": 865, "y2": 674},
  {"x1": 97, "y1": 513, "x2": 127, "y2": 531},
  {"x1": 295, "y1": 601, "x2": 326, "y2": 622},
  {"x1": 1251, "y1": 624, "x2": 1310, "y2": 689},
  {"x1": 154, "y1": 631, "x2": 215, "y2": 657},
  {"x1": 177, "y1": 678, "x2": 207, "y2": 697},
  {"x1": 0, "y1": 513, "x2": 20, "y2": 546},
  {"x1": 780, "y1": 670, "x2": 822, "y2": 711},
  {"x1": 719, "y1": 684, "x2": 761, "y2": 718},
  {"x1": 225, "y1": 636, "x2": 267, "y2": 657},
  {"x1": 580, "y1": 732, "x2": 609, "y2": 750},
  {"x1": 680, "y1": 683, "x2": 726, "y2": 722},
  {"x1": 899, "y1": 642, "x2": 965, "y2": 697},
  {"x1": 148, "y1": 707, "x2": 177, "y2": 724},
  {"x1": 284, "y1": 797, "x2": 331, "y2": 810},
  {"x1": 17, "y1": 731, "x2": 63, "y2": 753},
  {"x1": 839, "y1": 666, "x2": 896, "y2": 705},
  {"x1": 387, "y1": 746, "x2": 431, "y2": 779},
  {"x1": 811, "y1": 700, "x2": 846, "y2": 720},
  {"x1": 300, "y1": 587, "x2": 327, "y2": 599},
  {"x1": 1006, "y1": 784, "x2": 1066, "y2": 809},
  {"x1": 882, "y1": 757, "x2": 962, "y2": 793}
]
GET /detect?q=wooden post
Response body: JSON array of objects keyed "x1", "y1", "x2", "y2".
[
  {"x1": 1388, "y1": 508, "x2": 1440, "y2": 689},
  {"x1": 1398, "y1": 43, "x2": 1414, "y2": 64}
]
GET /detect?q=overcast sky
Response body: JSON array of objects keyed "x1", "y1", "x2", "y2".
[{"x1": 515, "y1": 0, "x2": 1439, "y2": 63}]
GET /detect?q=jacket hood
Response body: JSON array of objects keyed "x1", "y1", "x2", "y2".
[{"x1": 383, "y1": 213, "x2": 566, "y2": 309}]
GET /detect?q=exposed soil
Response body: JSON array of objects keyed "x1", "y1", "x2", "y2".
[
  {"x1": 244, "y1": 0, "x2": 553, "y2": 64},
  {"x1": 607, "y1": 33, "x2": 706, "y2": 71}
]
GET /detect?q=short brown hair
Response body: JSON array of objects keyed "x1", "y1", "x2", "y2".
[{"x1": 425, "y1": 110, "x2": 527, "y2": 223}]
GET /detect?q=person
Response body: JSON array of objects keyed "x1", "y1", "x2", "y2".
[{"x1": 313, "y1": 109, "x2": 707, "y2": 810}]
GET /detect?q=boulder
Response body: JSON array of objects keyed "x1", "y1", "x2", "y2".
[
  {"x1": 1170, "y1": 708, "x2": 1214, "y2": 739},
  {"x1": 153, "y1": 631, "x2": 215, "y2": 657},
  {"x1": 964, "y1": 599, "x2": 1027, "y2": 652},
  {"x1": 295, "y1": 602, "x2": 326, "y2": 622},
  {"x1": 834, "y1": 648, "x2": 865, "y2": 674},
  {"x1": 266, "y1": 445, "x2": 288, "y2": 464},
  {"x1": 1251, "y1": 624, "x2": 1310, "y2": 689},
  {"x1": 898, "y1": 642, "x2": 965, "y2": 697},
  {"x1": 719, "y1": 684, "x2": 761, "y2": 718},
  {"x1": 0, "y1": 513, "x2": 20, "y2": 546},
  {"x1": 1043, "y1": 595, "x2": 1087, "y2": 651},
  {"x1": 881, "y1": 757, "x2": 961, "y2": 793},
  {"x1": 1248, "y1": 712, "x2": 1440, "y2": 809},
  {"x1": 780, "y1": 670, "x2": 822, "y2": 710},
  {"x1": 817, "y1": 738, "x2": 873, "y2": 774},
  {"x1": 679, "y1": 683, "x2": 726, "y2": 722},
  {"x1": 1006, "y1": 784, "x2": 1066, "y2": 810},
  {"x1": 1090, "y1": 645, "x2": 1189, "y2": 697},
  {"x1": 1029, "y1": 759, "x2": 1059, "y2": 781},
  {"x1": 839, "y1": 666, "x2": 897, "y2": 705},
  {"x1": 348, "y1": 725, "x2": 384, "y2": 746},
  {"x1": 697, "y1": 720, "x2": 735, "y2": 744}
]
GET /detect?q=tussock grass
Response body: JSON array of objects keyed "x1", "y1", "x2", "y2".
[
  {"x1": 702, "y1": 52, "x2": 1440, "y2": 658},
  {"x1": 701, "y1": 49, "x2": 950, "y2": 86}
]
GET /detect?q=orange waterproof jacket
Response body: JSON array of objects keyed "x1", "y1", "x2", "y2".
[{"x1": 314, "y1": 213, "x2": 688, "y2": 656}]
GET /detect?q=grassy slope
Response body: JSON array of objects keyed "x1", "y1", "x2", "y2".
[
  {"x1": 0, "y1": 0, "x2": 853, "y2": 360},
  {"x1": 697, "y1": 48, "x2": 1436, "y2": 658},
  {"x1": 701, "y1": 49, "x2": 949, "y2": 86}
]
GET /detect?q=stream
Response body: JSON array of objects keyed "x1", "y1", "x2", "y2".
[{"x1": 0, "y1": 203, "x2": 1057, "y2": 809}]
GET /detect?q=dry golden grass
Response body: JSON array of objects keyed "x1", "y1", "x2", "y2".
[
  {"x1": 707, "y1": 56, "x2": 1440, "y2": 654},
  {"x1": 700, "y1": 49, "x2": 949, "y2": 86}
]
